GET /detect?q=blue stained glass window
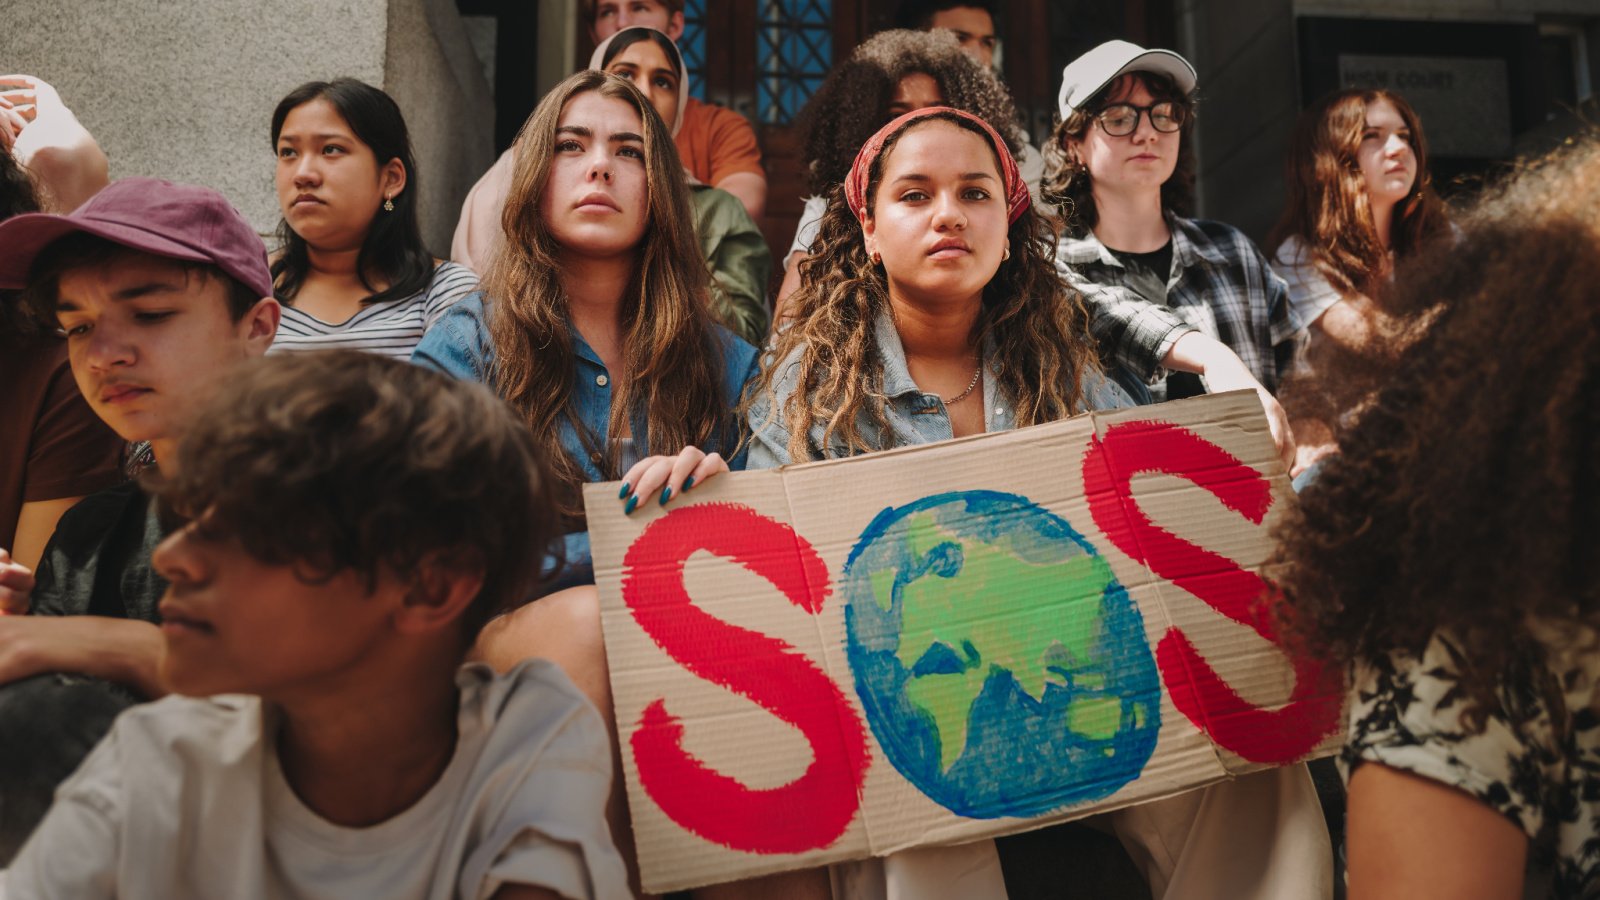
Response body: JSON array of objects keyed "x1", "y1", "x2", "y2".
[
  {"x1": 681, "y1": 0, "x2": 708, "y2": 101},
  {"x1": 757, "y1": 0, "x2": 832, "y2": 125}
]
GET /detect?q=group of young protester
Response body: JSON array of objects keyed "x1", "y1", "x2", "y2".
[{"x1": 0, "y1": 0, "x2": 1594, "y2": 897}]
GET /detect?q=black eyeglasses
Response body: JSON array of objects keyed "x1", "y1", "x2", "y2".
[{"x1": 1094, "y1": 102, "x2": 1187, "y2": 137}]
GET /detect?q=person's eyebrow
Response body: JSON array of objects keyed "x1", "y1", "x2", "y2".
[
  {"x1": 112, "y1": 279, "x2": 187, "y2": 302},
  {"x1": 54, "y1": 278, "x2": 185, "y2": 311},
  {"x1": 556, "y1": 125, "x2": 593, "y2": 138},
  {"x1": 611, "y1": 131, "x2": 645, "y2": 144},
  {"x1": 890, "y1": 171, "x2": 998, "y2": 182},
  {"x1": 276, "y1": 133, "x2": 352, "y2": 143}
]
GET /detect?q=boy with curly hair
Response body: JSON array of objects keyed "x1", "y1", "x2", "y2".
[{"x1": 8, "y1": 350, "x2": 629, "y2": 899}]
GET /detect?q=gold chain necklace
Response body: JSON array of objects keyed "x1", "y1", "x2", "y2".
[{"x1": 941, "y1": 365, "x2": 983, "y2": 405}]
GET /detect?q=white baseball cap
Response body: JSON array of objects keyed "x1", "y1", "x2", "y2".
[{"x1": 1057, "y1": 40, "x2": 1197, "y2": 119}]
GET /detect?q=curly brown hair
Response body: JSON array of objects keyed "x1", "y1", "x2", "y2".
[
  {"x1": 1273, "y1": 134, "x2": 1600, "y2": 727},
  {"x1": 151, "y1": 350, "x2": 558, "y2": 641},
  {"x1": 1042, "y1": 71, "x2": 1196, "y2": 235},
  {"x1": 795, "y1": 28, "x2": 1021, "y2": 195},
  {"x1": 1265, "y1": 89, "x2": 1452, "y2": 301},
  {"x1": 747, "y1": 111, "x2": 1102, "y2": 460}
]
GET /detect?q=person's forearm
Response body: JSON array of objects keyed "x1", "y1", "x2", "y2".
[
  {"x1": 716, "y1": 172, "x2": 767, "y2": 220},
  {"x1": 0, "y1": 617, "x2": 166, "y2": 697},
  {"x1": 1162, "y1": 330, "x2": 1251, "y2": 383},
  {"x1": 91, "y1": 618, "x2": 166, "y2": 697}
]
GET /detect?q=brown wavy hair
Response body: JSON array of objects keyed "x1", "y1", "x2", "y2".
[
  {"x1": 484, "y1": 70, "x2": 732, "y2": 526},
  {"x1": 1274, "y1": 133, "x2": 1600, "y2": 726},
  {"x1": 748, "y1": 111, "x2": 1102, "y2": 461},
  {"x1": 152, "y1": 350, "x2": 557, "y2": 640},
  {"x1": 1265, "y1": 89, "x2": 1452, "y2": 300},
  {"x1": 1043, "y1": 71, "x2": 1196, "y2": 235},
  {"x1": 795, "y1": 28, "x2": 1022, "y2": 195}
]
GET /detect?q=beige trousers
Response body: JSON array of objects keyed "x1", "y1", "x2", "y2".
[{"x1": 831, "y1": 764, "x2": 1332, "y2": 900}]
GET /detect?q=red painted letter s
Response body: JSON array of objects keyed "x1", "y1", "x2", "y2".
[
  {"x1": 621, "y1": 503, "x2": 870, "y2": 853},
  {"x1": 1083, "y1": 421, "x2": 1342, "y2": 763}
]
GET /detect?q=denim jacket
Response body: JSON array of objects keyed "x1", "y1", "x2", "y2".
[
  {"x1": 746, "y1": 310, "x2": 1131, "y2": 467},
  {"x1": 413, "y1": 292, "x2": 760, "y2": 585}
]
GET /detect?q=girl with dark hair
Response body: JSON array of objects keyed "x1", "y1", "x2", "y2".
[
  {"x1": 1276, "y1": 136, "x2": 1600, "y2": 900},
  {"x1": 775, "y1": 27, "x2": 1024, "y2": 312},
  {"x1": 269, "y1": 78, "x2": 476, "y2": 357},
  {"x1": 1046, "y1": 42, "x2": 1300, "y2": 470},
  {"x1": 1267, "y1": 88, "x2": 1451, "y2": 352}
]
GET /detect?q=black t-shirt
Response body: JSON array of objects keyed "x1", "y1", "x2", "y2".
[
  {"x1": 30, "y1": 481, "x2": 168, "y2": 623},
  {"x1": 1107, "y1": 241, "x2": 1203, "y2": 401}
]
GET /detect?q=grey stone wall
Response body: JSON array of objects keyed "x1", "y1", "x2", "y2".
[
  {"x1": 4, "y1": 0, "x2": 491, "y2": 255},
  {"x1": 1175, "y1": 0, "x2": 1300, "y2": 245}
]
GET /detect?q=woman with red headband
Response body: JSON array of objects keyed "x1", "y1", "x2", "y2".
[
  {"x1": 743, "y1": 105, "x2": 1112, "y2": 898},
  {"x1": 746, "y1": 106, "x2": 1332, "y2": 900},
  {"x1": 747, "y1": 106, "x2": 1118, "y2": 465}
]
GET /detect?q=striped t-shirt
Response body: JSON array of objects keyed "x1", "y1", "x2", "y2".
[{"x1": 270, "y1": 262, "x2": 479, "y2": 359}]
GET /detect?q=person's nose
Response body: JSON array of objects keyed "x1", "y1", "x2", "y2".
[
  {"x1": 587, "y1": 150, "x2": 614, "y2": 184},
  {"x1": 931, "y1": 190, "x2": 966, "y2": 230},
  {"x1": 292, "y1": 153, "x2": 321, "y2": 188},
  {"x1": 151, "y1": 526, "x2": 202, "y2": 587},
  {"x1": 82, "y1": 325, "x2": 135, "y2": 373},
  {"x1": 1130, "y1": 109, "x2": 1160, "y2": 143},
  {"x1": 1384, "y1": 132, "x2": 1409, "y2": 158}
]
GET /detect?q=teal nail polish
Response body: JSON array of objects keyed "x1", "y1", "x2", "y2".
[
  {"x1": 618, "y1": 482, "x2": 631, "y2": 499},
  {"x1": 659, "y1": 486, "x2": 673, "y2": 506},
  {"x1": 623, "y1": 494, "x2": 638, "y2": 515},
  {"x1": 683, "y1": 475, "x2": 695, "y2": 491}
]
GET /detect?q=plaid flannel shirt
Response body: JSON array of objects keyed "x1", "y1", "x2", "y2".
[{"x1": 1056, "y1": 215, "x2": 1304, "y2": 393}]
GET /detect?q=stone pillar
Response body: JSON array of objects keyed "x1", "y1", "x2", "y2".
[{"x1": 5, "y1": 0, "x2": 493, "y2": 255}]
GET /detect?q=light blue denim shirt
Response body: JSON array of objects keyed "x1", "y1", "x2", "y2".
[
  {"x1": 746, "y1": 309, "x2": 1132, "y2": 467},
  {"x1": 413, "y1": 292, "x2": 760, "y2": 586}
]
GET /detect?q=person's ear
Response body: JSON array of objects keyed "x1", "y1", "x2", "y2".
[
  {"x1": 393, "y1": 553, "x2": 485, "y2": 637},
  {"x1": 860, "y1": 214, "x2": 879, "y2": 264},
  {"x1": 380, "y1": 158, "x2": 407, "y2": 206},
  {"x1": 665, "y1": 10, "x2": 685, "y2": 41},
  {"x1": 239, "y1": 297, "x2": 281, "y2": 357}
]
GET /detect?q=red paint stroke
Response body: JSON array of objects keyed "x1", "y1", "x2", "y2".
[
  {"x1": 1082, "y1": 421, "x2": 1342, "y2": 763},
  {"x1": 621, "y1": 502, "x2": 869, "y2": 853}
]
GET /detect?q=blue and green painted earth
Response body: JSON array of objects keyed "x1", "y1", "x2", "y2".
[{"x1": 842, "y1": 490, "x2": 1161, "y2": 818}]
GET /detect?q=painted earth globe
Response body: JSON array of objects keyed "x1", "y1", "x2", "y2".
[{"x1": 842, "y1": 490, "x2": 1161, "y2": 818}]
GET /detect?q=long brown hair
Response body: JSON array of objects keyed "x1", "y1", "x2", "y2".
[
  {"x1": 1266, "y1": 89, "x2": 1451, "y2": 300},
  {"x1": 484, "y1": 70, "x2": 731, "y2": 525},
  {"x1": 1043, "y1": 71, "x2": 1196, "y2": 235},
  {"x1": 1275, "y1": 134, "x2": 1600, "y2": 728},
  {"x1": 749, "y1": 111, "x2": 1102, "y2": 461}
]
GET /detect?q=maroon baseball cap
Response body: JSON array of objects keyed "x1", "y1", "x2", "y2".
[{"x1": 0, "y1": 177, "x2": 273, "y2": 298}]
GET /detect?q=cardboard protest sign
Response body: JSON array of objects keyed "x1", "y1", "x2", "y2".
[{"x1": 584, "y1": 391, "x2": 1343, "y2": 892}]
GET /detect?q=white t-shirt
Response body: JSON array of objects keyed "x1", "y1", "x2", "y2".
[
  {"x1": 271, "y1": 261, "x2": 479, "y2": 359},
  {"x1": 7, "y1": 661, "x2": 630, "y2": 900},
  {"x1": 1269, "y1": 236, "x2": 1344, "y2": 330}
]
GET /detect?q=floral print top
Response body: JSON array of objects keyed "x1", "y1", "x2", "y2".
[{"x1": 1344, "y1": 628, "x2": 1600, "y2": 898}]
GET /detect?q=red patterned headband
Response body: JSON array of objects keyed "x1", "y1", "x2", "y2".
[{"x1": 844, "y1": 106, "x2": 1030, "y2": 225}]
